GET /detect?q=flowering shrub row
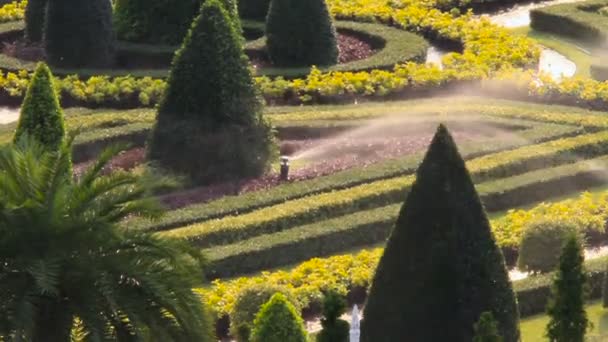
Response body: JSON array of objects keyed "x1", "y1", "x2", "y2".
[{"x1": 0, "y1": 0, "x2": 25, "y2": 23}]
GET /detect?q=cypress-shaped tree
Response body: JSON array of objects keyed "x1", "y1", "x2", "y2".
[
  {"x1": 265, "y1": 0, "x2": 338, "y2": 66},
  {"x1": 546, "y1": 235, "x2": 589, "y2": 342},
  {"x1": 316, "y1": 291, "x2": 349, "y2": 342},
  {"x1": 148, "y1": 0, "x2": 275, "y2": 184},
  {"x1": 114, "y1": 0, "x2": 239, "y2": 45},
  {"x1": 24, "y1": 0, "x2": 47, "y2": 43},
  {"x1": 360, "y1": 125, "x2": 520, "y2": 342},
  {"x1": 473, "y1": 312, "x2": 504, "y2": 342},
  {"x1": 250, "y1": 293, "x2": 307, "y2": 342},
  {"x1": 14, "y1": 62, "x2": 65, "y2": 152},
  {"x1": 45, "y1": 0, "x2": 114, "y2": 67}
]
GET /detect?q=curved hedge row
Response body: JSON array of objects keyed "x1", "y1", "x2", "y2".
[
  {"x1": 0, "y1": 0, "x2": 540, "y2": 107},
  {"x1": 530, "y1": 0, "x2": 608, "y2": 45},
  {"x1": 201, "y1": 245, "x2": 608, "y2": 320}
]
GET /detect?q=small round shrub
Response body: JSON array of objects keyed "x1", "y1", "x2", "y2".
[
  {"x1": 317, "y1": 291, "x2": 349, "y2": 342},
  {"x1": 251, "y1": 293, "x2": 307, "y2": 342},
  {"x1": 517, "y1": 219, "x2": 582, "y2": 274},
  {"x1": 45, "y1": 0, "x2": 114, "y2": 68},
  {"x1": 230, "y1": 284, "x2": 300, "y2": 342},
  {"x1": 265, "y1": 0, "x2": 338, "y2": 66}
]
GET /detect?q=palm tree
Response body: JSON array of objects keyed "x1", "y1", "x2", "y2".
[{"x1": 0, "y1": 136, "x2": 215, "y2": 341}]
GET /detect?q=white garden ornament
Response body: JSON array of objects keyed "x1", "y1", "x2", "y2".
[{"x1": 349, "y1": 305, "x2": 360, "y2": 342}]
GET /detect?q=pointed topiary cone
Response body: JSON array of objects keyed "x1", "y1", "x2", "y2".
[
  {"x1": 14, "y1": 62, "x2": 66, "y2": 152},
  {"x1": 361, "y1": 124, "x2": 520, "y2": 342}
]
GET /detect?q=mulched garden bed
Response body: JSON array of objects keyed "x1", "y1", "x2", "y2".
[{"x1": 249, "y1": 31, "x2": 377, "y2": 68}]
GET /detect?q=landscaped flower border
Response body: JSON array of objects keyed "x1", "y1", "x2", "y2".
[{"x1": 0, "y1": 0, "x2": 541, "y2": 107}]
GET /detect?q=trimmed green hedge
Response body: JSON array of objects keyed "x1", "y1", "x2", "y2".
[
  {"x1": 0, "y1": 20, "x2": 427, "y2": 79},
  {"x1": 159, "y1": 131, "x2": 608, "y2": 248},
  {"x1": 238, "y1": 0, "x2": 271, "y2": 20},
  {"x1": 530, "y1": 0, "x2": 608, "y2": 44},
  {"x1": 132, "y1": 119, "x2": 576, "y2": 232},
  {"x1": 514, "y1": 255, "x2": 608, "y2": 317},
  {"x1": 247, "y1": 20, "x2": 428, "y2": 77},
  {"x1": 205, "y1": 155, "x2": 608, "y2": 278}
]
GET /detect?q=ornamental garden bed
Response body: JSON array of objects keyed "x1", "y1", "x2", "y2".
[{"x1": 0, "y1": 20, "x2": 429, "y2": 79}]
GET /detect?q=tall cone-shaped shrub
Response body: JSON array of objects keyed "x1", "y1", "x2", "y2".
[
  {"x1": 360, "y1": 125, "x2": 520, "y2": 342},
  {"x1": 546, "y1": 235, "x2": 589, "y2": 342},
  {"x1": 250, "y1": 293, "x2": 307, "y2": 342},
  {"x1": 115, "y1": 0, "x2": 241, "y2": 44},
  {"x1": 148, "y1": 0, "x2": 275, "y2": 185},
  {"x1": 14, "y1": 62, "x2": 65, "y2": 152},
  {"x1": 25, "y1": 0, "x2": 47, "y2": 43},
  {"x1": 265, "y1": 0, "x2": 338, "y2": 66},
  {"x1": 45, "y1": 0, "x2": 114, "y2": 67}
]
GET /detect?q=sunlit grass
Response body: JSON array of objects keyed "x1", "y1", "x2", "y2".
[{"x1": 521, "y1": 301, "x2": 608, "y2": 341}]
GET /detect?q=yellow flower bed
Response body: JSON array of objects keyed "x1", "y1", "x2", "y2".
[
  {"x1": 0, "y1": 0, "x2": 25, "y2": 23},
  {"x1": 201, "y1": 192, "x2": 608, "y2": 317}
]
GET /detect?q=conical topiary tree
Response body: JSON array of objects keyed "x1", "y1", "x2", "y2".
[
  {"x1": 250, "y1": 293, "x2": 307, "y2": 342},
  {"x1": 265, "y1": 0, "x2": 338, "y2": 66},
  {"x1": 473, "y1": 312, "x2": 504, "y2": 342},
  {"x1": 148, "y1": 0, "x2": 275, "y2": 185},
  {"x1": 546, "y1": 235, "x2": 589, "y2": 342},
  {"x1": 14, "y1": 62, "x2": 65, "y2": 151},
  {"x1": 45, "y1": 0, "x2": 114, "y2": 67},
  {"x1": 360, "y1": 125, "x2": 520, "y2": 342},
  {"x1": 25, "y1": 0, "x2": 47, "y2": 43},
  {"x1": 114, "y1": 0, "x2": 239, "y2": 45}
]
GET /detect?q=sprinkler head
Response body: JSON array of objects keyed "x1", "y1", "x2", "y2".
[{"x1": 280, "y1": 156, "x2": 290, "y2": 181}]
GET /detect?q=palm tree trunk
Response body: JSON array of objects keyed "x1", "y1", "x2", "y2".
[{"x1": 32, "y1": 299, "x2": 72, "y2": 342}]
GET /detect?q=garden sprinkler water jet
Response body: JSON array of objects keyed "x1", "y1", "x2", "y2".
[{"x1": 280, "y1": 156, "x2": 290, "y2": 181}]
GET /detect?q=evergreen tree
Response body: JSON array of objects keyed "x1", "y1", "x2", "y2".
[
  {"x1": 473, "y1": 312, "x2": 504, "y2": 342},
  {"x1": 266, "y1": 0, "x2": 338, "y2": 66},
  {"x1": 250, "y1": 293, "x2": 307, "y2": 342},
  {"x1": 45, "y1": 0, "x2": 114, "y2": 67},
  {"x1": 148, "y1": 0, "x2": 275, "y2": 184},
  {"x1": 114, "y1": 0, "x2": 239, "y2": 45},
  {"x1": 360, "y1": 125, "x2": 520, "y2": 342},
  {"x1": 316, "y1": 291, "x2": 349, "y2": 342},
  {"x1": 546, "y1": 235, "x2": 589, "y2": 342},
  {"x1": 24, "y1": 0, "x2": 47, "y2": 43},
  {"x1": 14, "y1": 62, "x2": 65, "y2": 152}
]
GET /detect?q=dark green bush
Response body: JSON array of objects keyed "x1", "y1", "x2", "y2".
[
  {"x1": 238, "y1": 0, "x2": 271, "y2": 19},
  {"x1": 265, "y1": 0, "x2": 338, "y2": 66},
  {"x1": 317, "y1": 291, "x2": 349, "y2": 342},
  {"x1": 45, "y1": 0, "x2": 114, "y2": 67},
  {"x1": 114, "y1": 0, "x2": 200, "y2": 44},
  {"x1": 114, "y1": 0, "x2": 240, "y2": 45},
  {"x1": 14, "y1": 62, "x2": 65, "y2": 152},
  {"x1": 250, "y1": 293, "x2": 307, "y2": 342},
  {"x1": 361, "y1": 125, "x2": 520, "y2": 342},
  {"x1": 602, "y1": 263, "x2": 608, "y2": 308},
  {"x1": 517, "y1": 219, "x2": 581, "y2": 274},
  {"x1": 230, "y1": 284, "x2": 300, "y2": 342},
  {"x1": 25, "y1": 0, "x2": 47, "y2": 43},
  {"x1": 473, "y1": 312, "x2": 503, "y2": 342},
  {"x1": 148, "y1": 0, "x2": 275, "y2": 185}
]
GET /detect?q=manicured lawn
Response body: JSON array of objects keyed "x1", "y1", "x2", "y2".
[
  {"x1": 521, "y1": 301, "x2": 608, "y2": 341},
  {"x1": 511, "y1": 26, "x2": 595, "y2": 78}
]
